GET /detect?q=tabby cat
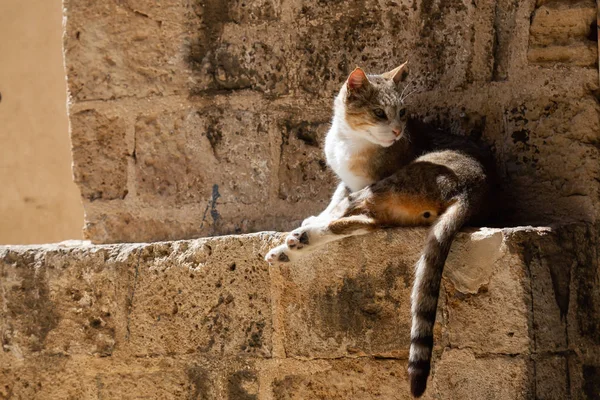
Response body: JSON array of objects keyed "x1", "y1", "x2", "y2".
[{"x1": 265, "y1": 62, "x2": 493, "y2": 397}]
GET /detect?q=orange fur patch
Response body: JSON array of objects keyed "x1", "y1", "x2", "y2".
[
  {"x1": 371, "y1": 193, "x2": 446, "y2": 226},
  {"x1": 345, "y1": 111, "x2": 376, "y2": 131}
]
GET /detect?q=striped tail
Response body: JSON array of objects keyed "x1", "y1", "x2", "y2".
[{"x1": 408, "y1": 198, "x2": 469, "y2": 397}]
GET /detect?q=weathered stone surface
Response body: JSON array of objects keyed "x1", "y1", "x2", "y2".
[
  {"x1": 0, "y1": 245, "x2": 124, "y2": 358},
  {"x1": 488, "y1": 95, "x2": 598, "y2": 224},
  {"x1": 64, "y1": 0, "x2": 600, "y2": 243},
  {"x1": 527, "y1": 42, "x2": 598, "y2": 67},
  {"x1": 63, "y1": 0, "x2": 191, "y2": 101},
  {"x1": 564, "y1": 224, "x2": 600, "y2": 352},
  {"x1": 529, "y1": 0, "x2": 598, "y2": 66},
  {"x1": 0, "y1": 357, "x2": 97, "y2": 399},
  {"x1": 0, "y1": 355, "x2": 261, "y2": 400},
  {"x1": 270, "y1": 359, "x2": 417, "y2": 400},
  {"x1": 433, "y1": 349, "x2": 531, "y2": 399},
  {"x1": 70, "y1": 109, "x2": 129, "y2": 202},
  {"x1": 134, "y1": 107, "x2": 274, "y2": 206},
  {"x1": 1, "y1": 224, "x2": 599, "y2": 398},
  {"x1": 534, "y1": 354, "x2": 570, "y2": 400},
  {"x1": 123, "y1": 234, "x2": 275, "y2": 358},
  {"x1": 277, "y1": 228, "x2": 433, "y2": 359},
  {"x1": 443, "y1": 229, "x2": 531, "y2": 354},
  {"x1": 96, "y1": 366, "x2": 194, "y2": 400},
  {"x1": 191, "y1": 27, "x2": 290, "y2": 96},
  {"x1": 81, "y1": 209, "x2": 210, "y2": 244},
  {"x1": 277, "y1": 227, "x2": 538, "y2": 359}
]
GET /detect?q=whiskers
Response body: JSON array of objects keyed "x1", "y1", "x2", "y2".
[{"x1": 399, "y1": 78, "x2": 420, "y2": 104}]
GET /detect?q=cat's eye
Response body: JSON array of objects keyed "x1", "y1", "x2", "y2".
[
  {"x1": 398, "y1": 108, "x2": 407, "y2": 118},
  {"x1": 373, "y1": 108, "x2": 387, "y2": 119}
]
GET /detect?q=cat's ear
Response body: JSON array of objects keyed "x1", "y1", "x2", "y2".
[
  {"x1": 382, "y1": 61, "x2": 409, "y2": 85},
  {"x1": 347, "y1": 67, "x2": 370, "y2": 91}
]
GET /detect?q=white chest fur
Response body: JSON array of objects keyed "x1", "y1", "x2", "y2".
[{"x1": 324, "y1": 118, "x2": 377, "y2": 192}]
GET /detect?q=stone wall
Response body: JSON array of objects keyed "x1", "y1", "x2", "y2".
[
  {"x1": 64, "y1": 0, "x2": 600, "y2": 244},
  {"x1": 2, "y1": 225, "x2": 599, "y2": 399}
]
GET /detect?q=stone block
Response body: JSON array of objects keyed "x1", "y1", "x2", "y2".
[
  {"x1": 0, "y1": 358, "x2": 97, "y2": 399},
  {"x1": 70, "y1": 109, "x2": 129, "y2": 202},
  {"x1": 529, "y1": 2, "x2": 597, "y2": 46},
  {"x1": 134, "y1": 107, "x2": 274, "y2": 206},
  {"x1": 97, "y1": 367, "x2": 193, "y2": 400},
  {"x1": 443, "y1": 229, "x2": 531, "y2": 354},
  {"x1": 1, "y1": 224, "x2": 599, "y2": 398},
  {"x1": 125, "y1": 234, "x2": 274, "y2": 357},
  {"x1": 270, "y1": 359, "x2": 420, "y2": 400},
  {"x1": 565, "y1": 224, "x2": 600, "y2": 352},
  {"x1": 277, "y1": 228, "x2": 438, "y2": 359},
  {"x1": 186, "y1": 1, "x2": 288, "y2": 96},
  {"x1": 527, "y1": 43, "x2": 598, "y2": 67},
  {"x1": 64, "y1": 0, "x2": 190, "y2": 101},
  {"x1": 433, "y1": 349, "x2": 532, "y2": 400},
  {"x1": 189, "y1": 27, "x2": 290, "y2": 96},
  {"x1": 0, "y1": 245, "x2": 124, "y2": 358},
  {"x1": 81, "y1": 209, "x2": 209, "y2": 244},
  {"x1": 519, "y1": 237, "x2": 569, "y2": 352},
  {"x1": 528, "y1": 1, "x2": 598, "y2": 67},
  {"x1": 278, "y1": 227, "x2": 539, "y2": 359}
]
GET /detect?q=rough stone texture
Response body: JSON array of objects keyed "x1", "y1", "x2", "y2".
[
  {"x1": 2, "y1": 224, "x2": 599, "y2": 398},
  {"x1": 70, "y1": 108, "x2": 129, "y2": 201},
  {"x1": 63, "y1": 0, "x2": 600, "y2": 243}
]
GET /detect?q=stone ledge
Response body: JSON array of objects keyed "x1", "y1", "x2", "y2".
[{"x1": 1, "y1": 223, "x2": 599, "y2": 399}]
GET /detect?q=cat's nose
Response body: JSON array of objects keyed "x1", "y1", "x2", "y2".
[{"x1": 392, "y1": 128, "x2": 401, "y2": 137}]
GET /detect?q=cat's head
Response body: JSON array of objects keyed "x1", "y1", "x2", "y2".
[{"x1": 337, "y1": 62, "x2": 411, "y2": 147}]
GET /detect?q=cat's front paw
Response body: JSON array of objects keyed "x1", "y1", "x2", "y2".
[
  {"x1": 265, "y1": 244, "x2": 293, "y2": 265},
  {"x1": 286, "y1": 227, "x2": 311, "y2": 249}
]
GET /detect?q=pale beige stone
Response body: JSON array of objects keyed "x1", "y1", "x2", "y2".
[
  {"x1": 1, "y1": 224, "x2": 599, "y2": 398},
  {"x1": 134, "y1": 107, "x2": 274, "y2": 206},
  {"x1": 0, "y1": 244, "x2": 124, "y2": 358},
  {"x1": 63, "y1": 0, "x2": 191, "y2": 101},
  {"x1": 125, "y1": 234, "x2": 275, "y2": 358},
  {"x1": 70, "y1": 109, "x2": 129, "y2": 201},
  {"x1": 433, "y1": 349, "x2": 532, "y2": 400},
  {"x1": 444, "y1": 229, "x2": 532, "y2": 354},
  {"x1": 269, "y1": 359, "x2": 423, "y2": 400}
]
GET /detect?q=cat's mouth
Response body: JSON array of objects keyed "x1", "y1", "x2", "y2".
[
  {"x1": 364, "y1": 126, "x2": 403, "y2": 147},
  {"x1": 370, "y1": 133, "x2": 400, "y2": 147}
]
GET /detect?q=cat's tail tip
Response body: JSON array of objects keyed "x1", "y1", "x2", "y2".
[{"x1": 408, "y1": 363, "x2": 430, "y2": 398}]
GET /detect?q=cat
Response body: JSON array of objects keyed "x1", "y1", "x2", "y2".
[{"x1": 265, "y1": 62, "x2": 494, "y2": 397}]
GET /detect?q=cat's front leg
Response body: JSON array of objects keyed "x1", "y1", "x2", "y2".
[
  {"x1": 265, "y1": 215, "x2": 376, "y2": 265},
  {"x1": 301, "y1": 182, "x2": 349, "y2": 226},
  {"x1": 265, "y1": 224, "x2": 326, "y2": 264}
]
